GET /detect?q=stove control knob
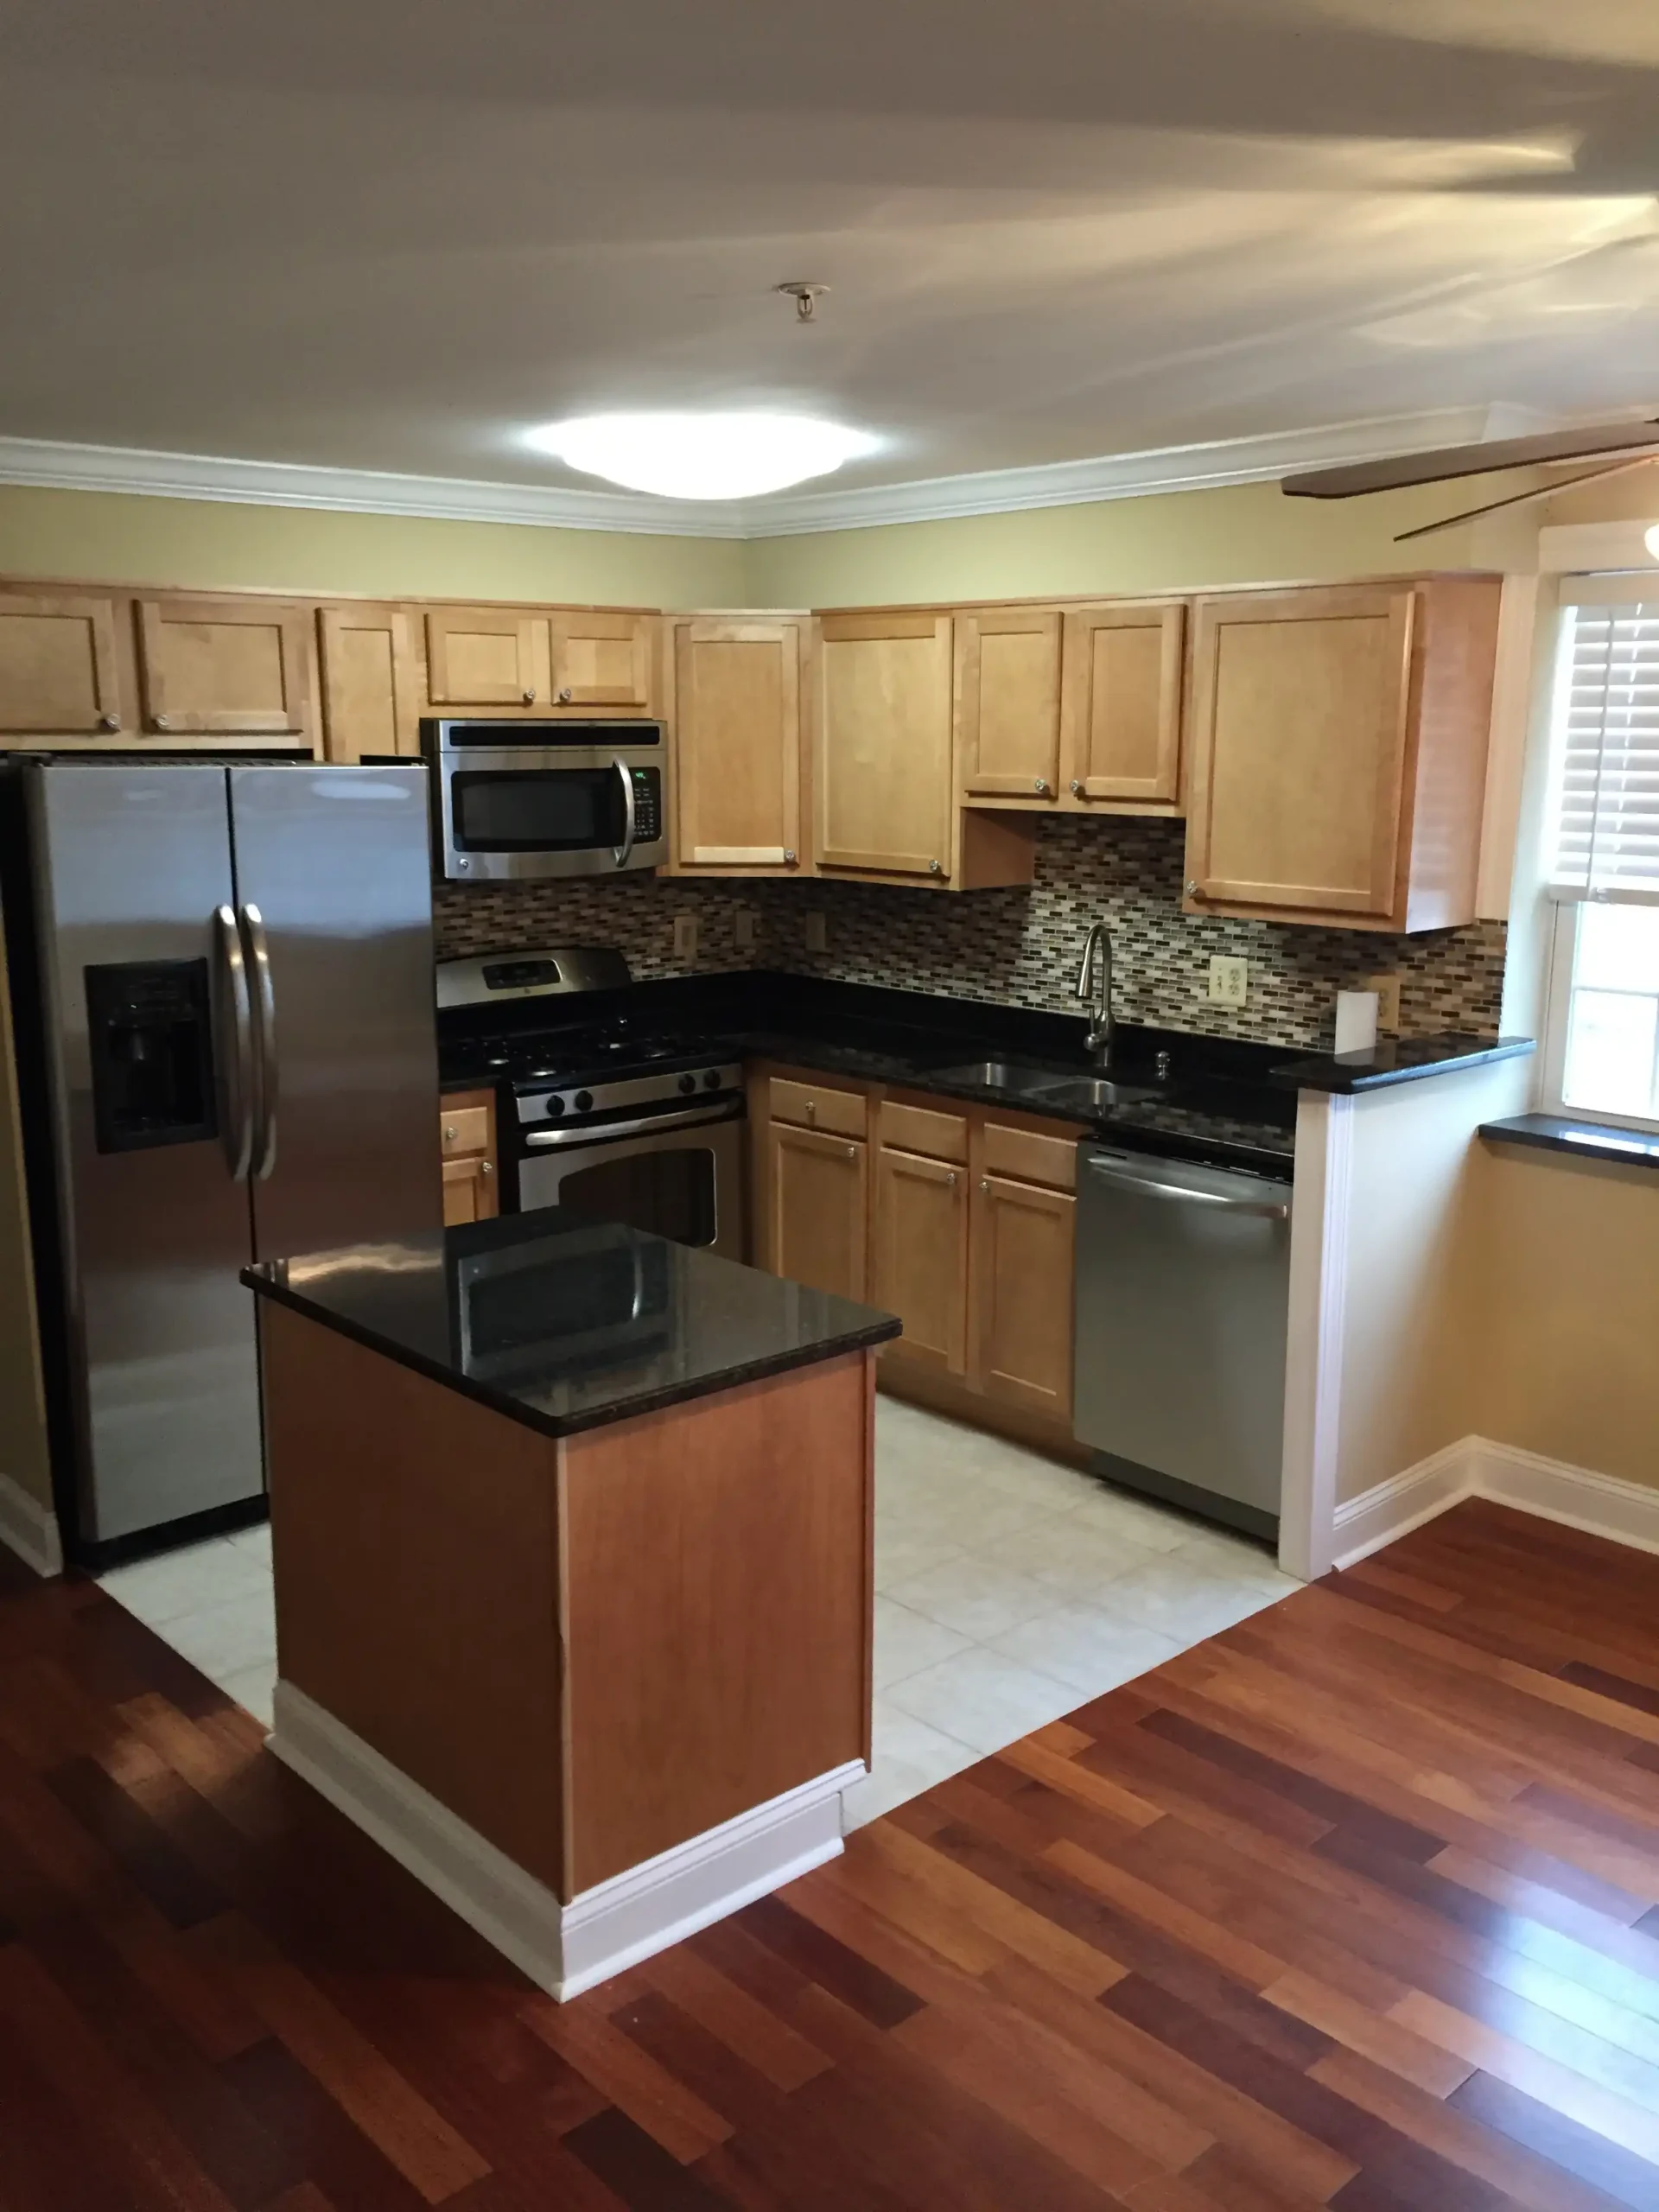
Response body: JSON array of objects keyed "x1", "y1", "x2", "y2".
[
  {"x1": 702, "y1": 1069, "x2": 721, "y2": 1090},
  {"x1": 544, "y1": 1094, "x2": 566, "y2": 1117},
  {"x1": 573, "y1": 1090, "x2": 594, "y2": 1113},
  {"x1": 677, "y1": 1072, "x2": 697, "y2": 1096}
]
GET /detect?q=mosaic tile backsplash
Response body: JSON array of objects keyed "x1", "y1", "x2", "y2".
[{"x1": 433, "y1": 816, "x2": 1506, "y2": 1050}]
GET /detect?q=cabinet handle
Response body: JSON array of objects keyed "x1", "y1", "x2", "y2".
[
  {"x1": 1033, "y1": 779, "x2": 1048, "y2": 795},
  {"x1": 153, "y1": 714, "x2": 171, "y2": 731},
  {"x1": 557, "y1": 686, "x2": 574, "y2": 703},
  {"x1": 480, "y1": 1160, "x2": 494, "y2": 1177},
  {"x1": 99, "y1": 712, "x2": 120, "y2": 733},
  {"x1": 1070, "y1": 779, "x2": 1083, "y2": 796},
  {"x1": 784, "y1": 849, "x2": 797, "y2": 865},
  {"x1": 522, "y1": 689, "x2": 536, "y2": 704},
  {"x1": 928, "y1": 859, "x2": 942, "y2": 875}
]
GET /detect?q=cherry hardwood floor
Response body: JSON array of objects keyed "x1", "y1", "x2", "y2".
[{"x1": 7, "y1": 1498, "x2": 1659, "y2": 2208}]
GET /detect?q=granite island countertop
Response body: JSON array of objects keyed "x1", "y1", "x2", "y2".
[{"x1": 244, "y1": 1211, "x2": 900, "y2": 1442}]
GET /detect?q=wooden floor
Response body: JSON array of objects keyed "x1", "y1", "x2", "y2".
[{"x1": 9, "y1": 1502, "x2": 1659, "y2": 2209}]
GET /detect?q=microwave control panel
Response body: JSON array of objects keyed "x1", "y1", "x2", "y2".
[{"x1": 631, "y1": 766, "x2": 664, "y2": 844}]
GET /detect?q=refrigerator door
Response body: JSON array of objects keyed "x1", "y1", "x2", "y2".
[
  {"x1": 229, "y1": 766, "x2": 440, "y2": 1264},
  {"x1": 29, "y1": 762, "x2": 264, "y2": 1546}
]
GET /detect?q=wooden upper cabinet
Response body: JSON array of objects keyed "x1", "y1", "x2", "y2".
[
  {"x1": 817, "y1": 611, "x2": 955, "y2": 881},
  {"x1": 1183, "y1": 577, "x2": 1500, "y2": 931},
  {"x1": 670, "y1": 617, "x2": 804, "y2": 872},
  {"x1": 317, "y1": 604, "x2": 421, "y2": 761},
  {"x1": 136, "y1": 596, "x2": 313, "y2": 737},
  {"x1": 766, "y1": 1121, "x2": 868, "y2": 1302},
  {"x1": 424, "y1": 607, "x2": 540, "y2": 707},
  {"x1": 0, "y1": 591, "x2": 125, "y2": 734},
  {"x1": 956, "y1": 607, "x2": 1063, "y2": 800},
  {"x1": 550, "y1": 609, "x2": 654, "y2": 709},
  {"x1": 874, "y1": 1143, "x2": 969, "y2": 1376},
  {"x1": 1061, "y1": 601, "x2": 1185, "y2": 808}
]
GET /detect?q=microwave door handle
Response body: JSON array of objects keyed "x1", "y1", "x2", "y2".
[
  {"x1": 212, "y1": 905, "x2": 256, "y2": 1182},
  {"x1": 612, "y1": 759, "x2": 637, "y2": 868},
  {"x1": 241, "y1": 902, "x2": 278, "y2": 1181}
]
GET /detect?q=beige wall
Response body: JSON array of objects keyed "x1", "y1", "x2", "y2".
[{"x1": 0, "y1": 484, "x2": 749, "y2": 607}]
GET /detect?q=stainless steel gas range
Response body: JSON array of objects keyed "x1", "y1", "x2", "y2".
[{"x1": 435, "y1": 946, "x2": 746, "y2": 1260}]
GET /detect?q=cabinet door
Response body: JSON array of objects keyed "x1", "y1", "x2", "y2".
[
  {"x1": 874, "y1": 1145, "x2": 969, "y2": 1375},
  {"x1": 137, "y1": 596, "x2": 313, "y2": 736},
  {"x1": 550, "y1": 609, "x2": 654, "y2": 709},
  {"x1": 441, "y1": 1155, "x2": 499, "y2": 1224},
  {"x1": 672, "y1": 619, "x2": 803, "y2": 870},
  {"x1": 424, "y1": 608, "x2": 540, "y2": 706},
  {"x1": 1185, "y1": 586, "x2": 1416, "y2": 919},
  {"x1": 971, "y1": 1173, "x2": 1075, "y2": 1420},
  {"x1": 956, "y1": 607, "x2": 1063, "y2": 800},
  {"x1": 817, "y1": 612, "x2": 954, "y2": 880},
  {"x1": 0, "y1": 591, "x2": 125, "y2": 734},
  {"x1": 318, "y1": 604, "x2": 421, "y2": 761},
  {"x1": 767, "y1": 1122, "x2": 868, "y2": 1300},
  {"x1": 1062, "y1": 601, "x2": 1185, "y2": 805}
]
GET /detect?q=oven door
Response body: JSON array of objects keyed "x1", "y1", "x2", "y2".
[
  {"x1": 516, "y1": 1110, "x2": 747, "y2": 1262},
  {"x1": 438, "y1": 747, "x2": 666, "y2": 881}
]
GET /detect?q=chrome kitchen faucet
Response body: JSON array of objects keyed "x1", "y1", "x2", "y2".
[{"x1": 1075, "y1": 919, "x2": 1115, "y2": 1068}]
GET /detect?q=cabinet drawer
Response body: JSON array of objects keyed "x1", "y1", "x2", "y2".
[
  {"x1": 440, "y1": 1095, "x2": 493, "y2": 1157},
  {"x1": 879, "y1": 1098, "x2": 969, "y2": 1164},
  {"x1": 769, "y1": 1076, "x2": 868, "y2": 1140},
  {"x1": 981, "y1": 1121, "x2": 1077, "y2": 1191}
]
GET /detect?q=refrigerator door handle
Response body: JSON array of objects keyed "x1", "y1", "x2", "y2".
[
  {"x1": 212, "y1": 904, "x2": 256, "y2": 1182},
  {"x1": 240, "y1": 901, "x2": 278, "y2": 1182}
]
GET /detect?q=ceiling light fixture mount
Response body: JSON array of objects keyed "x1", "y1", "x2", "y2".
[{"x1": 775, "y1": 281, "x2": 830, "y2": 325}]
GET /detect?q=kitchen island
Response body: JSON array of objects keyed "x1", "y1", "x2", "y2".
[{"x1": 243, "y1": 1211, "x2": 899, "y2": 1999}]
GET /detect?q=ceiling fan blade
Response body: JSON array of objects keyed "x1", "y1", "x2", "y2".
[
  {"x1": 1390, "y1": 454, "x2": 1659, "y2": 543},
  {"x1": 1283, "y1": 418, "x2": 1659, "y2": 499}
]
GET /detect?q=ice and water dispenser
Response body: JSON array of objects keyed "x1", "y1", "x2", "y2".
[{"x1": 85, "y1": 961, "x2": 219, "y2": 1154}]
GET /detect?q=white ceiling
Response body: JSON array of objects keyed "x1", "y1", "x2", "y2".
[{"x1": 2, "y1": 0, "x2": 1657, "y2": 508}]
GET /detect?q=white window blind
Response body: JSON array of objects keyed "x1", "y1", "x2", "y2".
[{"x1": 1550, "y1": 582, "x2": 1659, "y2": 905}]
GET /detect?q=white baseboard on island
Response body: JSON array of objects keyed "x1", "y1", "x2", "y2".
[
  {"x1": 269, "y1": 1681, "x2": 864, "y2": 2001},
  {"x1": 0, "y1": 1470, "x2": 62, "y2": 1578}
]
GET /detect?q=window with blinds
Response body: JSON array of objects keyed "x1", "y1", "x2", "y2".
[{"x1": 1549, "y1": 587, "x2": 1659, "y2": 904}]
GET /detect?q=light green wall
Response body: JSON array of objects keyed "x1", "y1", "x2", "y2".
[
  {"x1": 0, "y1": 484, "x2": 750, "y2": 607},
  {"x1": 745, "y1": 478, "x2": 1489, "y2": 608}
]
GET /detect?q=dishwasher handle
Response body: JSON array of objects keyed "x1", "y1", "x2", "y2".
[{"x1": 1084, "y1": 1154, "x2": 1290, "y2": 1222}]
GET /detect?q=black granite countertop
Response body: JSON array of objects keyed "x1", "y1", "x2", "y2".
[
  {"x1": 244, "y1": 1212, "x2": 900, "y2": 1441},
  {"x1": 1479, "y1": 1112, "x2": 1659, "y2": 1172},
  {"x1": 1274, "y1": 1033, "x2": 1536, "y2": 1094}
]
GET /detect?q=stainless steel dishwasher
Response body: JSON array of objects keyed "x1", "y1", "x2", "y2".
[{"x1": 1073, "y1": 1143, "x2": 1293, "y2": 1540}]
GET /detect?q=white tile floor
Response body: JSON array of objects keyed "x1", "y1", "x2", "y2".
[{"x1": 97, "y1": 1395, "x2": 1300, "y2": 1830}]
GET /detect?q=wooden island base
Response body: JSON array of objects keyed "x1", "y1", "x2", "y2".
[{"x1": 257, "y1": 1303, "x2": 875, "y2": 1999}]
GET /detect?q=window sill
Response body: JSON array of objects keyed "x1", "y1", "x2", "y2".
[{"x1": 1479, "y1": 1113, "x2": 1659, "y2": 1173}]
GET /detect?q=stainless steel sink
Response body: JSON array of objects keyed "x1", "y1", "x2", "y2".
[
  {"x1": 1032, "y1": 1076, "x2": 1160, "y2": 1111},
  {"x1": 926, "y1": 1060, "x2": 1069, "y2": 1096}
]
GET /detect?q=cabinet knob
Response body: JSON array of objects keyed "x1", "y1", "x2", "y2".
[
  {"x1": 805, "y1": 1100, "x2": 817, "y2": 1121},
  {"x1": 846, "y1": 1144, "x2": 856, "y2": 1160},
  {"x1": 1185, "y1": 878, "x2": 1202, "y2": 898},
  {"x1": 522, "y1": 689, "x2": 536, "y2": 704},
  {"x1": 928, "y1": 859, "x2": 942, "y2": 875},
  {"x1": 946, "y1": 1170, "x2": 957, "y2": 1189},
  {"x1": 99, "y1": 712, "x2": 120, "y2": 733},
  {"x1": 557, "y1": 687, "x2": 574, "y2": 703},
  {"x1": 1033, "y1": 779, "x2": 1048, "y2": 794},
  {"x1": 443, "y1": 1125, "x2": 457, "y2": 1141},
  {"x1": 980, "y1": 1178, "x2": 990, "y2": 1194},
  {"x1": 1070, "y1": 779, "x2": 1083, "y2": 796},
  {"x1": 784, "y1": 849, "x2": 797, "y2": 865},
  {"x1": 480, "y1": 1160, "x2": 494, "y2": 1177},
  {"x1": 153, "y1": 714, "x2": 170, "y2": 731}
]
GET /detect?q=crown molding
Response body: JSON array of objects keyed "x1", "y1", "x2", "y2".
[{"x1": 0, "y1": 408, "x2": 1496, "y2": 543}]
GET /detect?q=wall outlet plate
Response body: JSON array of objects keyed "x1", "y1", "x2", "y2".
[
  {"x1": 1364, "y1": 971, "x2": 1402, "y2": 1033},
  {"x1": 734, "y1": 909, "x2": 757, "y2": 952},
  {"x1": 672, "y1": 913, "x2": 698, "y2": 961},
  {"x1": 804, "y1": 912, "x2": 827, "y2": 953},
  {"x1": 1207, "y1": 956, "x2": 1249, "y2": 1007}
]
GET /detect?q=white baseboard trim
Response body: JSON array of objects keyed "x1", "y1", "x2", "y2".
[
  {"x1": 268, "y1": 1681, "x2": 861, "y2": 2000},
  {"x1": 1333, "y1": 1436, "x2": 1659, "y2": 1571},
  {"x1": 0, "y1": 1470, "x2": 62, "y2": 1578}
]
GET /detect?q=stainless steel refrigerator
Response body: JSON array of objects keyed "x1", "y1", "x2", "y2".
[{"x1": 5, "y1": 760, "x2": 440, "y2": 1560}]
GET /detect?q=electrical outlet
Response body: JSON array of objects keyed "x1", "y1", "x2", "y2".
[
  {"x1": 804, "y1": 912, "x2": 827, "y2": 953},
  {"x1": 1365, "y1": 971, "x2": 1402, "y2": 1033},
  {"x1": 734, "y1": 909, "x2": 757, "y2": 952},
  {"x1": 672, "y1": 913, "x2": 698, "y2": 962},
  {"x1": 1207, "y1": 956, "x2": 1249, "y2": 1007}
]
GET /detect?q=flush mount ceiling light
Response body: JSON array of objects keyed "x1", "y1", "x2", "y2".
[
  {"x1": 1647, "y1": 523, "x2": 1659, "y2": 559},
  {"x1": 524, "y1": 411, "x2": 880, "y2": 500}
]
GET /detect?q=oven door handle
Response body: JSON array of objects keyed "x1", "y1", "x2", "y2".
[
  {"x1": 524, "y1": 1101, "x2": 741, "y2": 1148},
  {"x1": 612, "y1": 759, "x2": 637, "y2": 868}
]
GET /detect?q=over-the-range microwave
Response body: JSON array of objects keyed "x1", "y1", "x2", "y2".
[{"x1": 423, "y1": 718, "x2": 668, "y2": 882}]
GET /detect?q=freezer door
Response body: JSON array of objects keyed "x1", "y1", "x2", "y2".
[
  {"x1": 29, "y1": 763, "x2": 263, "y2": 1546},
  {"x1": 229, "y1": 766, "x2": 440, "y2": 1264}
]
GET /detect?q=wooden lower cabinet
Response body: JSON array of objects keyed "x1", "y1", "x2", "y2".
[
  {"x1": 766, "y1": 1121, "x2": 868, "y2": 1300},
  {"x1": 970, "y1": 1172, "x2": 1076, "y2": 1419},
  {"x1": 440, "y1": 1090, "x2": 499, "y2": 1226},
  {"x1": 873, "y1": 1145, "x2": 969, "y2": 1375}
]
